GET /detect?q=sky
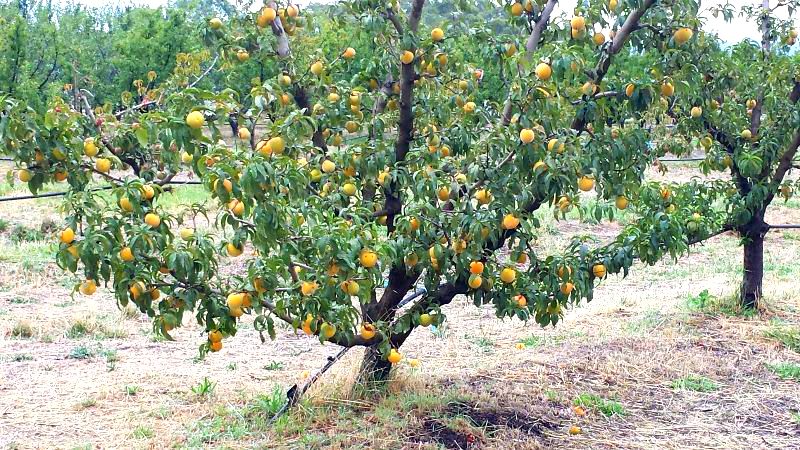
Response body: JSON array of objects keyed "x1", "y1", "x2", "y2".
[{"x1": 61, "y1": 0, "x2": 796, "y2": 44}]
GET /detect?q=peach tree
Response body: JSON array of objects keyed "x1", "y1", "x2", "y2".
[
  {"x1": 653, "y1": 0, "x2": 800, "y2": 309},
  {"x1": 1, "y1": 0, "x2": 731, "y2": 385}
]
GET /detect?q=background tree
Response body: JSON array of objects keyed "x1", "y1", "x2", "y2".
[
  {"x1": 2, "y1": 0, "x2": 775, "y2": 390},
  {"x1": 661, "y1": 0, "x2": 800, "y2": 309},
  {"x1": 0, "y1": 0, "x2": 201, "y2": 111}
]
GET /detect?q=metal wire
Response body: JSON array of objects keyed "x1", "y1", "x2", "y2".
[{"x1": 0, "y1": 180, "x2": 203, "y2": 202}]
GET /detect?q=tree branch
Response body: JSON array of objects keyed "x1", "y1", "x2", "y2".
[
  {"x1": 766, "y1": 130, "x2": 800, "y2": 204},
  {"x1": 383, "y1": 0, "x2": 426, "y2": 233},
  {"x1": 571, "y1": 0, "x2": 657, "y2": 130},
  {"x1": 367, "y1": 0, "x2": 427, "y2": 333},
  {"x1": 407, "y1": 0, "x2": 425, "y2": 32},
  {"x1": 269, "y1": 2, "x2": 291, "y2": 58},
  {"x1": 382, "y1": 7, "x2": 403, "y2": 35},
  {"x1": 501, "y1": 0, "x2": 557, "y2": 125},
  {"x1": 750, "y1": 0, "x2": 771, "y2": 136}
]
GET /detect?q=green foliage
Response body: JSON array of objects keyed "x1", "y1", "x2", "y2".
[
  {"x1": 0, "y1": 1, "x2": 201, "y2": 111},
  {"x1": 2, "y1": 0, "x2": 799, "y2": 375},
  {"x1": 686, "y1": 290, "x2": 756, "y2": 317},
  {"x1": 765, "y1": 326, "x2": 800, "y2": 353},
  {"x1": 9, "y1": 224, "x2": 44, "y2": 243},
  {"x1": 573, "y1": 393, "x2": 626, "y2": 417},
  {"x1": 130, "y1": 425, "x2": 153, "y2": 439},
  {"x1": 766, "y1": 362, "x2": 800, "y2": 380},
  {"x1": 263, "y1": 361, "x2": 285, "y2": 371},
  {"x1": 670, "y1": 375, "x2": 719, "y2": 392},
  {"x1": 247, "y1": 386, "x2": 288, "y2": 417},
  {"x1": 125, "y1": 385, "x2": 140, "y2": 396},
  {"x1": 68, "y1": 345, "x2": 94, "y2": 359},
  {"x1": 191, "y1": 377, "x2": 216, "y2": 398}
]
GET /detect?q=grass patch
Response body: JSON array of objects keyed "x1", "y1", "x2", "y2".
[
  {"x1": 792, "y1": 412, "x2": 800, "y2": 424},
  {"x1": 191, "y1": 377, "x2": 216, "y2": 399},
  {"x1": 65, "y1": 319, "x2": 94, "y2": 339},
  {"x1": 625, "y1": 309, "x2": 666, "y2": 333},
  {"x1": 518, "y1": 335, "x2": 544, "y2": 347},
  {"x1": 263, "y1": 361, "x2": 284, "y2": 371},
  {"x1": 0, "y1": 241, "x2": 57, "y2": 271},
  {"x1": 125, "y1": 385, "x2": 140, "y2": 396},
  {"x1": 184, "y1": 385, "x2": 469, "y2": 448},
  {"x1": 102, "y1": 348, "x2": 119, "y2": 371},
  {"x1": 10, "y1": 319, "x2": 33, "y2": 338},
  {"x1": 68, "y1": 345, "x2": 94, "y2": 359},
  {"x1": 131, "y1": 425, "x2": 153, "y2": 439},
  {"x1": 10, "y1": 353, "x2": 33, "y2": 362},
  {"x1": 184, "y1": 386, "x2": 286, "y2": 446},
  {"x1": 151, "y1": 405, "x2": 171, "y2": 420},
  {"x1": 8, "y1": 224, "x2": 45, "y2": 243},
  {"x1": 766, "y1": 362, "x2": 800, "y2": 380},
  {"x1": 466, "y1": 334, "x2": 495, "y2": 353},
  {"x1": 544, "y1": 389, "x2": 561, "y2": 402},
  {"x1": 517, "y1": 331, "x2": 585, "y2": 348},
  {"x1": 573, "y1": 394, "x2": 626, "y2": 417},
  {"x1": 670, "y1": 375, "x2": 719, "y2": 392},
  {"x1": 65, "y1": 316, "x2": 128, "y2": 340},
  {"x1": 686, "y1": 289, "x2": 756, "y2": 318},
  {"x1": 246, "y1": 385, "x2": 288, "y2": 417},
  {"x1": 764, "y1": 326, "x2": 800, "y2": 353},
  {"x1": 155, "y1": 185, "x2": 211, "y2": 214},
  {"x1": 78, "y1": 397, "x2": 97, "y2": 409}
]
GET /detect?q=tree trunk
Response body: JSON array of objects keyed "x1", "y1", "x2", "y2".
[
  {"x1": 355, "y1": 346, "x2": 394, "y2": 391},
  {"x1": 741, "y1": 233, "x2": 764, "y2": 310}
]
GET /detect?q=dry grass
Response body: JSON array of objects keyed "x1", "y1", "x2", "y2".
[{"x1": 1, "y1": 163, "x2": 799, "y2": 449}]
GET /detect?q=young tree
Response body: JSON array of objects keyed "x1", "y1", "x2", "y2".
[
  {"x1": 661, "y1": 0, "x2": 800, "y2": 309},
  {"x1": 3, "y1": 0, "x2": 738, "y2": 387}
]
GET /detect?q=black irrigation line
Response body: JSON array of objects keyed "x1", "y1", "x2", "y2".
[
  {"x1": 0, "y1": 180, "x2": 204, "y2": 202},
  {"x1": 658, "y1": 157, "x2": 706, "y2": 162},
  {"x1": 0, "y1": 156, "x2": 717, "y2": 163},
  {"x1": 1, "y1": 182, "x2": 799, "y2": 229}
]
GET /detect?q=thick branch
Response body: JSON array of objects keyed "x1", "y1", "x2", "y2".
[
  {"x1": 790, "y1": 81, "x2": 800, "y2": 103},
  {"x1": 750, "y1": 0, "x2": 771, "y2": 136},
  {"x1": 571, "y1": 0, "x2": 656, "y2": 130},
  {"x1": 270, "y1": 3, "x2": 291, "y2": 58},
  {"x1": 367, "y1": 0, "x2": 427, "y2": 336},
  {"x1": 766, "y1": 130, "x2": 800, "y2": 204},
  {"x1": 383, "y1": 0, "x2": 426, "y2": 233},
  {"x1": 389, "y1": 278, "x2": 467, "y2": 347},
  {"x1": 501, "y1": 0, "x2": 556, "y2": 125},
  {"x1": 291, "y1": 85, "x2": 328, "y2": 153},
  {"x1": 524, "y1": 0, "x2": 557, "y2": 53},
  {"x1": 407, "y1": 0, "x2": 425, "y2": 32},
  {"x1": 383, "y1": 7, "x2": 403, "y2": 35},
  {"x1": 704, "y1": 119, "x2": 751, "y2": 194}
]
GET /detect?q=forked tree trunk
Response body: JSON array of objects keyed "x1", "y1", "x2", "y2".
[
  {"x1": 355, "y1": 346, "x2": 394, "y2": 391},
  {"x1": 741, "y1": 233, "x2": 765, "y2": 310}
]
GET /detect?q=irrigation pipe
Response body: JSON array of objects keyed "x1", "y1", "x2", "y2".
[{"x1": 0, "y1": 180, "x2": 203, "y2": 202}]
